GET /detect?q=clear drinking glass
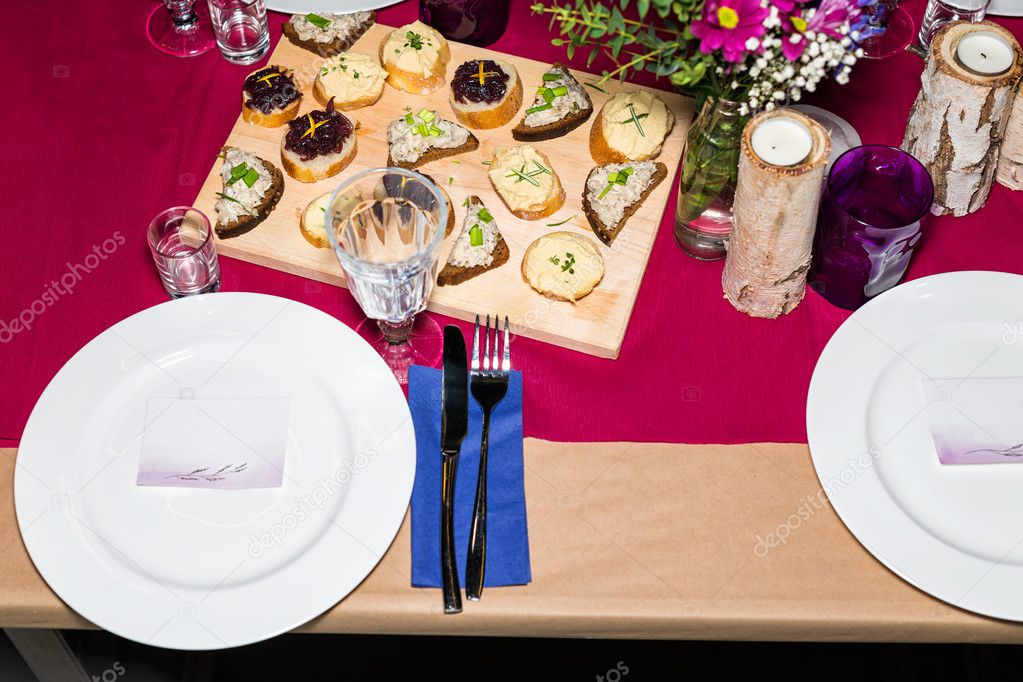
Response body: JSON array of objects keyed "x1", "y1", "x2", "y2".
[
  {"x1": 147, "y1": 207, "x2": 222, "y2": 298},
  {"x1": 917, "y1": 0, "x2": 990, "y2": 52},
  {"x1": 326, "y1": 169, "x2": 448, "y2": 384},
  {"x1": 146, "y1": 0, "x2": 215, "y2": 57},
  {"x1": 207, "y1": 0, "x2": 269, "y2": 65},
  {"x1": 808, "y1": 146, "x2": 934, "y2": 310}
]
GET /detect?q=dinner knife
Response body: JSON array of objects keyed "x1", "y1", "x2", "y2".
[{"x1": 440, "y1": 325, "x2": 468, "y2": 614}]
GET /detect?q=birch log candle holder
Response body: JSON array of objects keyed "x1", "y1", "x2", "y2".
[
  {"x1": 997, "y1": 86, "x2": 1023, "y2": 190},
  {"x1": 902, "y1": 20, "x2": 1023, "y2": 216},
  {"x1": 721, "y1": 109, "x2": 830, "y2": 319}
]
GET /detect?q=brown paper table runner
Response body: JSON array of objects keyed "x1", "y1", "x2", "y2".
[{"x1": 3, "y1": 443, "x2": 1022, "y2": 642}]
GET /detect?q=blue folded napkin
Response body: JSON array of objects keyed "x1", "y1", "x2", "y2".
[{"x1": 408, "y1": 364, "x2": 531, "y2": 588}]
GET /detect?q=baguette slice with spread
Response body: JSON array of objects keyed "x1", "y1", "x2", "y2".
[
  {"x1": 521, "y1": 231, "x2": 604, "y2": 303},
  {"x1": 512, "y1": 63, "x2": 592, "y2": 141},
  {"x1": 299, "y1": 192, "x2": 332, "y2": 248},
  {"x1": 449, "y1": 59, "x2": 523, "y2": 130},
  {"x1": 582, "y1": 161, "x2": 667, "y2": 245},
  {"x1": 313, "y1": 52, "x2": 387, "y2": 110},
  {"x1": 214, "y1": 147, "x2": 284, "y2": 239},
  {"x1": 379, "y1": 21, "x2": 450, "y2": 94},
  {"x1": 386, "y1": 108, "x2": 479, "y2": 170},
  {"x1": 438, "y1": 196, "x2": 509, "y2": 286},
  {"x1": 283, "y1": 11, "x2": 375, "y2": 57},
  {"x1": 241, "y1": 66, "x2": 302, "y2": 127},
  {"x1": 590, "y1": 90, "x2": 674, "y2": 164},
  {"x1": 488, "y1": 145, "x2": 565, "y2": 221},
  {"x1": 281, "y1": 98, "x2": 358, "y2": 183}
]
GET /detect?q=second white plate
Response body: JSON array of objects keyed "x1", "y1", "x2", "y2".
[{"x1": 808, "y1": 271, "x2": 1023, "y2": 621}]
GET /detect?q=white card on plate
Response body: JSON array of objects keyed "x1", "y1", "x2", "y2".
[
  {"x1": 138, "y1": 397, "x2": 291, "y2": 488},
  {"x1": 922, "y1": 377, "x2": 1023, "y2": 465}
]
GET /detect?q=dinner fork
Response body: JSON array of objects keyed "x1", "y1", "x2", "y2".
[{"x1": 465, "y1": 314, "x2": 510, "y2": 601}]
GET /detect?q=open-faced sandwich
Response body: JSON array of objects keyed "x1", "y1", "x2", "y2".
[
  {"x1": 449, "y1": 58, "x2": 522, "y2": 129},
  {"x1": 314, "y1": 52, "x2": 386, "y2": 110},
  {"x1": 418, "y1": 173, "x2": 457, "y2": 237},
  {"x1": 281, "y1": 98, "x2": 357, "y2": 183},
  {"x1": 241, "y1": 65, "x2": 301, "y2": 127},
  {"x1": 214, "y1": 146, "x2": 284, "y2": 239},
  {"x1": 379, "y1": 21, "x2": 450, "y2": 94},
  {"x1": 299, "y1": 191, "x2": 332, "y2": 249},
  {"x1": 582, "y1": 161, "x2": 667, "y2": 245},
  {"x1": 386, "y1": 108, "x2": 479, "y2": 170},
  {"x1": 521, "y1": 231, "x2": 604, "y2": 303},
  {"x1": 283, "y1": 11, "x2": 375, "y2": 57},
  {"x1": 512, "y1": 63, "x2": 592, "y2": 141},
  {"x1": 438, "y1": 196, "x2": 509, "y2": 286},
  {"x1": 590, "y1": 91, "x2": 674, "y2": 164},
  {"x1": 488, "y1": 145, "x2": 565, "y2": 220}
]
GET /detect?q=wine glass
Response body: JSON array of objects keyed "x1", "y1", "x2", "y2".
[
  {"x1": 856, "y1": 1, "x2": 916, "y2": 60},
  {"x1": 326, "y1": 168, "x2": 448, "y2": 384},
  {"x1": 146, "y1": 0, "x2": 216, "y2": 57}
]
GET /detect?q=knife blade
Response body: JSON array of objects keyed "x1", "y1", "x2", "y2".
[{"x1": 440, "y1": 325, "x2": 468, "y2": 614}]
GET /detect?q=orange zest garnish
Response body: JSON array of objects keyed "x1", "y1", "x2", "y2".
[
  {"x1": 475, "y1": 61, "x2": 500, "y2": 86},
  {"x1": 300, "y1": 113, "x2": 330, "y2": 140},
  {"x1": 256, "y1": 72, "x2": 281, "y2": 86}
]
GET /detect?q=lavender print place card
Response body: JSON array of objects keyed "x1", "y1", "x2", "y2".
[
  {"x1": 923, "y1": 378, "x2": 1023, "y2": 465},
  {"x1": 138, "y1": 397, "x2": 291, "y2": 489}
]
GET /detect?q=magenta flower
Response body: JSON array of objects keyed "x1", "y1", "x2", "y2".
[
  {"x1": 690, "y1": 0, "x2": 770, "y2": 63},
  {"x1": 780, "y1": 0, "x2": 855, "y2": 60}
]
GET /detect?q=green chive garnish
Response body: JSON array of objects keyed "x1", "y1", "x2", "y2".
[
  {"x1": 505, "y1": 165, "x2": 541, "y2": 186},
  {"x1": 216, "y1": 191, "x2": 242, "y2": 205},
  {"x1": 620, "y1": 103, "x2": 646, "y2": 137},
  {"x1": 553, "y1": 85, "x2": 568, "y2": 97},
  {"x1": 584, "y1": 82, "x2": 607, "y2": 93},
  {"x1": 526, "y1": 103, "x2": 553, "y2": 115},
  {"x1": 477, "y1": 207, "x2": 493, "y2": 223},
  {"x1": 546, "y1": 214, "x2": 576, "y2": 227},
  {"x1": 542, "y1": 72, "x2": 560, "y2": 82},
  {"x1": 305, "y1": 13, "x2": 330, "y2": 29},
  {"x1": 404, "y1": 112, "x2": 414, "y2": 125},
  {"x1": 241, "y1": 167, "x2": 260, "y2": 188},
  {"x1": 469, "y1": 225, "x2": 483, "y2": 247},
  {"x1": 418, "y1": 109, "x2": 436, "y2": 123}
]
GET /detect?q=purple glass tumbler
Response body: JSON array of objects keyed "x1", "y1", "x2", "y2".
[
  {"x1": 419, "y1": 0, "x2": 510, "y2": 47},
  {"x1": 808, "y1": 145, "x2": 934, "y2": 310}
]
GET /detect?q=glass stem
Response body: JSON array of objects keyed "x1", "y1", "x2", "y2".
[
  {"x1": 166, "y1": 0, "x2": 198, "y2": 30},
  {"x1": 378, "y1": 318, "x2": 414, "y2": 345}
]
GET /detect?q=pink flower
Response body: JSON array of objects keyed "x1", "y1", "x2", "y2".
[
  {"x1": 690, "y1": 0, "x2": 770, "y2": 63},
  {"x1": 780, "y1": 0, "x2": 855, "y2": 60}
]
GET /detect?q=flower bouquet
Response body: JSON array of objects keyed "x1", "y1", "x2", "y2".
[{"x1": 532, "y1": 0, "x2": 880, "y2": 259}]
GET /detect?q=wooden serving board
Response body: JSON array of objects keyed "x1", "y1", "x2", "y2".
[{"x1": 193, "y1": 22, "x2": 693, "y2": 358}]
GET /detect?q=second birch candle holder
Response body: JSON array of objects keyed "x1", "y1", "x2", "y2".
[
  {"x1": 902, "y1": 20, "x2": 1023, "y2": 216},
  {"x1": 721, "y1": 109, "x2": 830, "y2": 319}
]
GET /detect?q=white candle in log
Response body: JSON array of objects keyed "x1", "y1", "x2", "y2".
[
  {"x1": 750, "y1": 118, "x2": 813, "y2": 166},
  {"x1": 722, "y1": 109, "x2": 830, "y2": 319},
  {"x1": 956, "y1": 31, "x2": 1014, "y2": 75},
  {"x1": 902, "y1": 20, "x2": 1023, "y2": 216}
]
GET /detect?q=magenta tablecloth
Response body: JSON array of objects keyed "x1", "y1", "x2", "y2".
[{"x1": 1, "y1": 0, "x2": 1021, "y2": 447}]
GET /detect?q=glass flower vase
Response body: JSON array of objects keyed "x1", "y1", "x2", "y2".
[{"x1": 674, "y1": 98, "x2": 747, "y2": 261}]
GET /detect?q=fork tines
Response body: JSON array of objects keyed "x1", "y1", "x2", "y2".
[{"x1": 471, "y1": 314, "x2": 511, "y2": 374}]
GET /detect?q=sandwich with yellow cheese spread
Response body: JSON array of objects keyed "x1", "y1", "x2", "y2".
[
  {"x1": 589, "y1": 91, "x2": 674, "y2": 164},
  {"x1": 314, "y1": 52, "x2": 387, "y2": 110},
  {"x1": 379, "y1": 21, "x2": 450, "y2": 95},
  {"x1": 521, "y1": 231, "x2": 604, "y2": 303},
  {"x1": 487, "y1": 145, "x2": 565, "y2": 221}
]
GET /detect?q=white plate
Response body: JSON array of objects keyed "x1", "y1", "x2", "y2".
[
  {"x1": 265, "y1": 0, "x2": 402, "y2": 14},
  {"x1": 808, "y1": 272, "x2": 1023, "y2": 621},
  {"x1": 15, "y1": 293, "x2": 415, "y2": 649},
  {"x1": 990, "y1": 0, "x2": 1023, "y2": 17}
]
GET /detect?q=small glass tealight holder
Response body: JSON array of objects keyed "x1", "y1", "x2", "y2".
[{"x1": 147, "y1": 207, "x2": 222, "y2": 298}]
